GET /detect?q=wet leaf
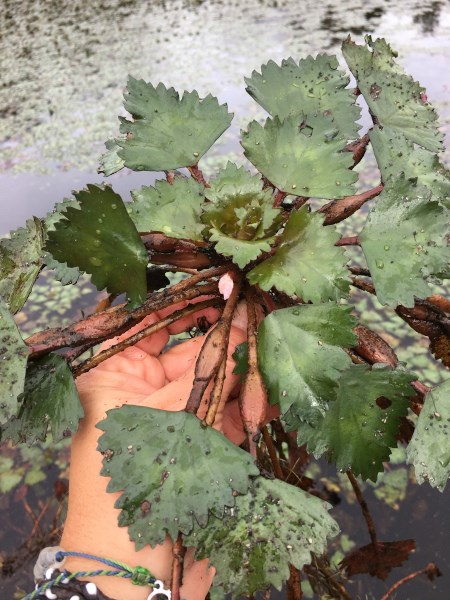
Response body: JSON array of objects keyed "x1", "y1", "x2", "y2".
[
  {"x1": 43, "y1": 198, "x2": 81, "y2": 285},
  {"x1": 2, "y1": 353, "x2": 83, "y2": 444},
  {"x1": 294, "y1": 364, "x2": 416, "y2": 481},
  {"x1": 247, "y1": 207, "x2": 350, "y2": 302},
  {"x1": 342, "y1": 36, "x2": 443, "y2": 152},
  {"x1": 360, "y1": 177, "x2": 450, "y2": 307},
  {"x1": 98, "y1": 139, "x2": 125, "y2": 176},
  {"x1": 117, "y1": 77, "x2": 233, "y2": 171},
  {"x1": 0, "y1": 300, "x2": 29, "y2": 428},
  {"x1": 258, "y1": 305, "x2": 356, "y2": 424},
  {"x1": 45, "y1": 184, "x2": 148, "y2": 309},
  {"x1": 97, "y1": 406, "x2": 259, "y2": 548},
  {"x1": 129, "y1": 177, "x2": 205, "y2": 241},
  {"x1": 0, "y1": 218, "x2": 44, "y2": 313},
  {"x1": 370, "y1": 127, "x2": 450, "y2": 198},
  {"x1": 185, "y1": 477, "x2": 339, "y2": 599},
  {"x1": 341, "y1": 539, "x2": 415, "y2": 580},
  {"x1": 245, "y1": 54, "x2": 360, "y2": 140},
  {"x1": 205, "y1": 162, "x2": 265, "y2": 201},
  {"x1": 232, "y1": 341, "x2": 248, "y2": 381},
  {"x1": 241, "y1": 114, "x2": 356, "y2": 198},
  {"x1": 406, "y1": 380, "x2": 450, "y2": 492}
]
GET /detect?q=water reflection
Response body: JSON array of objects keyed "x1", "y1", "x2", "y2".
[{"x1": 413, "y1": 1, "x2": 444, "y2": 33}]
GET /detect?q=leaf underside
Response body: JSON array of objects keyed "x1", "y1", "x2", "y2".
[
  {"x1": 98, "y1": 139, "x2": 125, "y2": 176},
  {"x1": 258, "y1": 305, "x2": 357, "y2": 424},
  {"x1": 0, "y1": 218, "x2": 44, "y2": 314},
  {"x1": 241, "y1": 114, "x2": 357, "y2": 198},
  {"x1": 247, "y1": 207, "x2": 350, "y2": 302},
  {"x1": 293, "y1": 364, "x2": 416, "y2": 481},
  {"x1": 2, "y1": 354, "x2": 83, "y2": 444},
  {"x1": 0, "y1": 300, "x2": 29, "y2": 427},
  {"x1": 97, "y1": 406, "x2": 259, "y2": 548},
  {"x1": 185, "y1": 477, "x2": 339, "y2": 599},
  {"x1": 45, "y1": 184, "x2": 148, "y2": 309},
  {"x1": 117, "y1": 77, "x2": 233, "y2": 171},
  {"x1": 406, "y1": 380, "x2": 450, "y2": 492},
  {"x1": 245, "y1": 53, "x2": 361, "y2": 140},
  {"x1": 360, "y1": 176, "x2": 450, "y2": 307}
]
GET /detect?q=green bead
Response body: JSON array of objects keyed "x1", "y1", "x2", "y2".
[{"x1": 131, "y1": 565, "x2": 152, "y2": 586}]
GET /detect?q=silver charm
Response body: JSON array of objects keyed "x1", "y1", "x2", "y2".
[{"x1": 147, "y1": 579, "x2": 171, "y2": 599}]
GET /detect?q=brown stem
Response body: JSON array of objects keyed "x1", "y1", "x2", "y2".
[
  {"x1": 320, "y1": 184, "x2": 383, "y2": 225},
  {"x1": 345, "y1": 133, "x2": 370, "y2": 168},
  {"x1": 335, "y1": 235, "x2": 359, "y2": 246},
  {"x1": 273, "y1": 190, "x2": 287, "y2": 208},
  {"x1": 346, "y1": 470, "x2": 377, "y2": 544},
  {"x1": 380, "y1": 563, "x2": 441, "y2": 600},
  {"x1": 185, "y1": 276, "x2": 241, "y2": 414},
  {"x1": 170, "y1": 533, "x2": 186, "y2": 600},
  {"x1": 73, "y1": 297, "x2": 221, "y2": 377},
  {"x1": 188, "y1": 164, "x2": 209, "y2": 187},
  {"x1": 203, "y1": 351, "x2": 228, "y2": 426},
  {"x1": 261, "y1": 426, "x2": 284, "y2": 479},
  {"x1": 165, "y1": 170, "x2": 175, "y2": 184},
  {"x1": 26, "y1": 265, "x2": 229, "y2": 357},
  {"x1": 238, "y1": 287, "x2": 268, "y2": 456},
  {"x1": 353, "y1": 324, "x2": 398, "y2": 367},
  {"x1": 348, "y1": 265, "x2": 370, "y2": 277},
  {"x1": 286, "y1": 564, "x2": 302, "y2": 600}
]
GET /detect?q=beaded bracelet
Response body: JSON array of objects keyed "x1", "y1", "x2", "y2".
[{"x1": 24, "y1": 547, "x2": 171, "y2": 600}]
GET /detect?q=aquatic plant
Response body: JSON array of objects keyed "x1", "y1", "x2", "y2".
[{"x1": 1, "y1": 35, "x2": 449, "y2": 598}]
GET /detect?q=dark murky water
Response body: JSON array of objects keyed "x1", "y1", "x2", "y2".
[{"x1": 1, "y1": 1, "x2": 449, "y2": 598}]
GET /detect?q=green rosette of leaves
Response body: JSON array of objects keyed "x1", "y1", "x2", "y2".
[{"x1": 201, "y1": 163, "x2": 283, "y2": 268}]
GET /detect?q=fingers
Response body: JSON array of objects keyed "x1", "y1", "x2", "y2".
[
  {"x1": 156, "y1": 296, "x2": 221, "y2": 335},
  {"x1": 99, "y1": 313, "x2": 170, "y2": 356}
]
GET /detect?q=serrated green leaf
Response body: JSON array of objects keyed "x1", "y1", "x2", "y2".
[
  {"x1": 117, "y1": 77, "x2": 233, "y2": 171},
  {"x1": 2, "y1": 354, "x2": 83, "y2": 444},
  {"x1": 247, "y1": 207, "x2": 350, "y2": 302},
  {"x1": 258, "y1": 306, "x2": 356, "y2": 425},
  {"x1": 45, "y1": 184, "x2": 148, "y2": 309},
  {"x1": 185, "y1": 477, "x2": 339, "y2": 598},
  {"x1": 406, "y1": 380, "x2": 450, "y2": 492},
  {"x1": 0, "y1": 218, "x2": 44, "y2": 313},
  {"x1": 97, "y1": 406, "x2": 259, "y2": 548},
  {"x1": 43, "y1": 198, "x2": 82, "y2": 285},
  {"x1": 294, "y1": 364, "x2": 416, "y2": 481},
  {"x1": 342, "y1": 36, "x2": 443, "y2": 152},
  {"x1": 241, "y1": 114, "x2": 356, "y2": 199},
  {"x1": 205, "y1": 162, "x2": 265, "y2": 202},
  {"x1": 360, "y1": 177, "x2": 450, "y2": 307},
  {"x1": 0, "y1": 300, "x2": 29, "y2": 428},
  {"x1": 129, "y1": 177, "x2": 205, "y2": 240},
  {"x1": 209, "y1": 230, "x2": 274, "y2": 268},
  {"x1": 245, "y1": 54, "x2": 360, "y2": 140},
  {"x1": 370, "y1": 127, "x2": 450, "y2": 197},
  {"x1": 98, "y1": 139, "x2": 125, "y2": 176}
]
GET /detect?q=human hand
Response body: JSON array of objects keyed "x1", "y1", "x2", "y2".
[{"x1": 60, "y1": 299, "x2": 255, "y2": 600}]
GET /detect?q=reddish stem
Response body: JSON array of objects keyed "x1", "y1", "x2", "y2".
[
  {"x1": 188, "y1": 164, "x2": 209, "y2": 186},
  {"x1": 380, "y1": 563, "x2": 441, "y2": 600},
  {"x1": 336, "y1": 235, "x2": 360, "y2": 246},
  {"x1": 320, "y1": 184, "x2": 383, "y2": 225},
  {"x1": 273, "y1": 190, "x2": 287, "y2": 208},
  {"x1": 346, "y1": 470, "x2": 377, "y2": 544},
  {"x1": 170, "y1": 533, "x2": 186, "y2": 600}
]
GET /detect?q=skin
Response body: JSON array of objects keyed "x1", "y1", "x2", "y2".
[{"x1": 60, "y1": 299, "x2": 264, "y2": 600}]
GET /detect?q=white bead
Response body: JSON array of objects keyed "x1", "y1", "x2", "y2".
[
  {"x1": 45, "y1": 590, "x2": 57, "y2": 600},
  {"x1": 69, "y1": 596, "x2": 80, "y2": 600},
  {"x1": 45, "y1": 568, "x2": 54, "y2": 580},
  {"x1": 85, "y1": 581, "x2": 98, "y2": 596}
]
